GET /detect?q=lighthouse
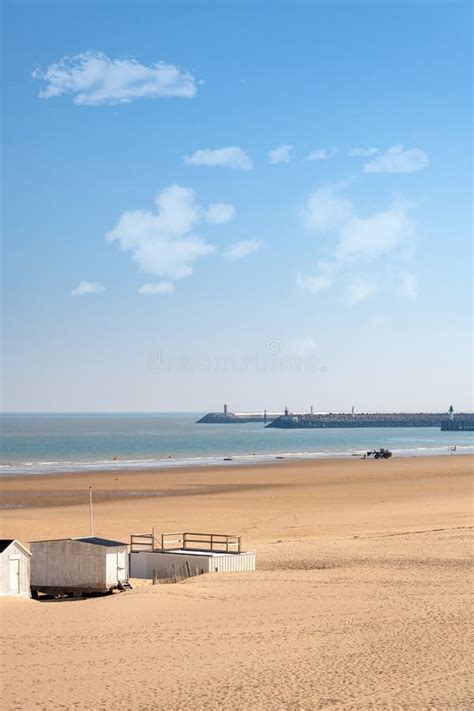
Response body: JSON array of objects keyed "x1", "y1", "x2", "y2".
[{"x1": 449, "y1": 405, "x2": 454, "y2": 421}]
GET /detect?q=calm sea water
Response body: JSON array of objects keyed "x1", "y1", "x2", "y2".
[{"x1": 1, "y1": 413, "x2": 472, "y2": 475}]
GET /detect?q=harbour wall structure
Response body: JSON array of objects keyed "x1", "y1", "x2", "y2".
[
  {"x1": 440, "y1": 417, "x2": 474, "y2": 432},
  {"x1": 196, "y1": 407, "x2": 474, "y2": 430},
  {"x1": 267, "y1": 412, "x2": 474, "y2": 429},
  {"x1": 197, "y1": 410, "x2": 281, "y2": 424}
]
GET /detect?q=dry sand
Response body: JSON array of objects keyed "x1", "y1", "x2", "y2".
[{"x1": 0, "y1": 455, "x2": 473, "y2": 710}]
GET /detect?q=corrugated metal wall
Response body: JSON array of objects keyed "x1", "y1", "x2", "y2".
[
  {"x1": 130, "y1": 551, "x2": 256, "y2": 579},
  {"x1": 130, "y1": 551, "x2": 210, "y2": 579},
  {"x1": 213, "y1": 552, "x2": 256, "y2": 573}
]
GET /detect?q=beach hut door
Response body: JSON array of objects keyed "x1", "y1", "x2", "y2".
[
  {"x1": 9, "y1": 557, "x2": 20, "y2": 593},
  {"x1": 117, "y1": 550, "x2": 126, "y2": 581}
]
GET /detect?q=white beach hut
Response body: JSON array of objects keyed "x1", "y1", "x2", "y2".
[
  {"x1": 0, "y1": 539, "x2": 31, "y2": 598},
  {"x1": 30, "y1": 536, "x2": 130, "y2": 597}
]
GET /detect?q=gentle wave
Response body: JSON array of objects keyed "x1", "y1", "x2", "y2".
[{"x1": 1, "y1": 444, "x2": 473, "y2": 476}]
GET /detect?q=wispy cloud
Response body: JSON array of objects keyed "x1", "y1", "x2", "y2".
[
  {"x1": 205, "y1": 203, "x2": 235, "y2": 224},
  {"x1": 298, "y1": 185, "x2": 417, "y2": 302},
  {"x1": 299, "y1": 185, "x2": 352, "y2": 232},
  {"x1": 33, "y1": 51, "x2": 197, "y2": 106},
  {"x1": 364, "y1": 144, "x2": 429, "y2": 174},
  {"x1": 138, "y1": 282, "x2": 174, "y2": 295},
  {"x1": 301, "y1": 185, "x2": 415, "y2": 261},
  {"x1": 106, "y1": 185, "x2": 234, "y2": 284},
  {"x1": 184, "y1": 147, "x2": 253, "y2": 170},
  {"x1": 71, "y1": 281, "x2": 105, "y2": 296},
  {"x1": 305, "y1": 146, "x2": 338, "y2": 161},
  {"x1": 268, "y1": 145, "x2": 294, "y2": 164},
  {"x1": 336, "y1": 204, "x2": 415, "y2": 261},
  {"x1": 348, "y1": 147, "x2": 380, "y2": 157},
  {"x1": 297, "y1": 262, "x2": 332, "y2": 293},
  {"x1": 297, "y1": 273, "x2": 332, "y2": 293},
  {"x1": 346, "y1": 277, "x2": 376, "y2": 304},
  {"x1": 224, "y1": 240, "x2": 261, "y2": 260}
]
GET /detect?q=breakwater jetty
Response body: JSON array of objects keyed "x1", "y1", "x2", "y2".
[
  {"x1": 440, "y1": 416, "x2": 474, "y2": 431},
  {"x1": 267, "y1": 411, "x2": 473, "y2": 429},
  {"x1": 197, "y1": 405, "x2": 473, "y2": 430},
  {"x1": 197, "y1": 406, "x2": 280, "y2": 424}
]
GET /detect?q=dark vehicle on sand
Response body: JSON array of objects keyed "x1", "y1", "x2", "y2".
[{"x1": 365, "y1": 448, "x2": 393, "y2": 459}]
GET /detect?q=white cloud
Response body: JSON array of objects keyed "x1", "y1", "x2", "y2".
[
  {"x1": 297, "y1": 273, "x2": 332, "y2": 292},
  {"x1": 268, "y1": 145, "x2": 294, "y2": 164},
  {"x1": 305, "y1": 147, "x2": 338, "y2": 161},
  {"x1": 348, "y1": 147, "x2": 380, "y2": 157},
  {"x1": 336, "y1": 204, "x2": 415, "y2": 261},
  {"x1": 300, "y1": 186, "x2": 415, "y2": 261},
  {"x1": 297, "y1": 262, "x2": 332, "y2": 293},
  {"x1": 299, "y1": 185, "x2": 353, "y2": 232},
  {"x1": 364, "y1": 144, "x2": 429, "y2": 174},
  {"x1": 224, "y1": 240, "x2": 261, "y2": 260},
  {"x1": 33, "y1": 51, "x2": 197, "y2": 106},
  {"x1": 399, "y1": 271, "x2": 419, "y2": 299},
  {"x1": 71, "y1": 281, "x2": 105, "y2": 296},
  {"x1": 205, "y1": 203, "x2": 235, "y2": 224},
  {"x1": 138, "y1": 282, "x2": 174, "y2": 295},
  {"x1": 106, "y1": 184, "x2": 232, "y2": 282},
  {"x1": 184, "y1": 147, "x2": 253, "y2": 170},
  {"x1": 346, "y1": 278, "x2": 376, "y2": 304},
  {"x1": 298, "y1": 185, "x2": 417, "y2": 302}
]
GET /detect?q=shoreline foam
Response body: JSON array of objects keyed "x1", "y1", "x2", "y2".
[{"x1": 1, "y1": 442, "x2": 473, "y2": 476}]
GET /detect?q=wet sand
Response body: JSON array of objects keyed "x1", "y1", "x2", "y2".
[{"x1": 0, "y1": 455, "x2": 472, "y2": 709}]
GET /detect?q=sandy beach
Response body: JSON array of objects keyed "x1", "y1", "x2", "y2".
[{"x1": 1, "y1": 455, "x2": 472, "y2": 709}]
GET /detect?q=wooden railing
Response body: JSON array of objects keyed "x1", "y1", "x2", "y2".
[
  {"x1": 160, "y1": 532, "x2": 241, "y2": 553},
  {"x1": 130, "y1": 532, "x2": 159, "y2": 551},
  {"x1": 130, "y1": 530, "x2": 242, "y2": 554}
]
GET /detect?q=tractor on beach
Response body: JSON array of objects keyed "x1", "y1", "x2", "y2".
[{"x1": 365, "y1": 448, "x2": 393, "y2": 459}]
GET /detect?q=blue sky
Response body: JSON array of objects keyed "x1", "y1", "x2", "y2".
[{"x1": 2, "y1": 0, "x2": 472, "y2": 412}]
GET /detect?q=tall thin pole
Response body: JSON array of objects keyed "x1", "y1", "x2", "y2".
[{"x1": 88, "y1": 486, "x2": 94, "y2": 537}]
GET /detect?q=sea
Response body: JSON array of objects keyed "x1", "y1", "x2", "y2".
[{"x1": 0, "y1": 413, "x2": 472, "y2": 476}]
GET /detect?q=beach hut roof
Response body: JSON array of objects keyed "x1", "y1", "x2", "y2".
[
  {"x1": 30, "y1": 536, "x2": 127, "y2": 547},
  {"x1": 75, "y1": 537, "x2": 127, "y2": 547},
  {"x1": 0, "y1": 539, "x2": 31, "y2": 556}
]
